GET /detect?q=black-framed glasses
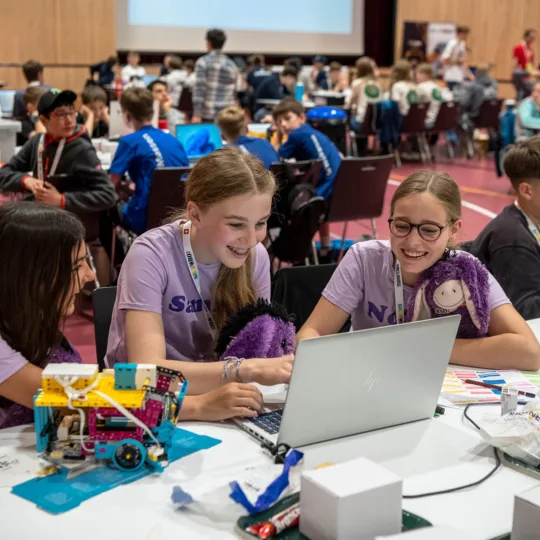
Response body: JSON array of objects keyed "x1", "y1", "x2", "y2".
[{"x1": 388, "y1": 218, "x2": 450, "y2": 242}]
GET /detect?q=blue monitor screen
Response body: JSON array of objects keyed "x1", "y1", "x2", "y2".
[
  {"x1": 176, "y1": 123, "x2": 223, "y2": 159},
  {"x1": 0, "y1": 90, "x2": 16, "y2": 115}
]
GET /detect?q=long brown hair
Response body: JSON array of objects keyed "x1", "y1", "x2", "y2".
[
  {"x1": 0, "y1": 202, "x2": 85, "y2": 366},
  {"x1": 171, "y1": 147, "x2": 277, "y2": 331},
  {"x1": 389, "y1": 59, "x2": 412, "y2": 92},
  {"x1": 390, "y1": 170, "x2": 462, "y2": 248},
  {"x1": 355, "y1": 57, "x2": 376, "y2": 80}
]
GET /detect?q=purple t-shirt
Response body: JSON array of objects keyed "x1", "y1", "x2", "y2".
[
  {"x1": 106, "y1": 221, "x2": 271, "y2": 365},
  {"x1": 0, "y1": 336, "x2": 81, "y2": 429},
  {"x1": 323, "y1": 240, "x2": 510, "y2": 330}
]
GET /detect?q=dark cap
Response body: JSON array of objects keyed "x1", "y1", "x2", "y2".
[
  {"x1": 312, "y1": 55, "x2": 328, "y2": 65},
  {"x1": 37, "y1": 88, "x2": 77, "y2": 116}
]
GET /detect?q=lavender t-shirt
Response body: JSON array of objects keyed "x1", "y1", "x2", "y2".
[
  {"x1": 323, "y1": 240, "x2": 510, "y2": 330},
  {"x1": 106, "y1": 221, "x2": 271, "y2": 365},
  {"x1": 0, "y1": 336, "x2": 81, "y2": 429}
]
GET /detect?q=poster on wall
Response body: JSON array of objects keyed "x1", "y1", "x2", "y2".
[{"x1": 402, "y1": 21, "x2": 456, "y2": 75}]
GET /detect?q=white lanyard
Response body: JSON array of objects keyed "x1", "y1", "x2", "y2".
[
  {"x1": 37, "y1": 133, "x2": 65, "y2": 181},
  {"x1": 394, "y1": 260, "x2": 405, "y2": 325},
  {"x1": 181, "y1": 221, "x2": 216, "y2": 333},
  {"x1": 515, "y1": 201, "x2": 540, "y2": 244}
]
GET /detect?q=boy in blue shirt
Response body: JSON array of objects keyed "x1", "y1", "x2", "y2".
[
  {"x1": 216, "y1": 105, "x2": 278, "y2": 169},
  {"x1": 109, "y1": 87, "x2": 189, "y2": 234},
  {"x1": 272, "y1": 97, "x2": 342, "y2": 251}
]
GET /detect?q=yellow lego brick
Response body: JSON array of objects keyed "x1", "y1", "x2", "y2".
[{"x1": 36, "y1": 375, "x2": 145, "y2": 409}]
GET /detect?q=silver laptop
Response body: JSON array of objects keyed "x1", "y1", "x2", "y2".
[{"x1": 235, "y1": 316, "x2": 460, "y2": 449}]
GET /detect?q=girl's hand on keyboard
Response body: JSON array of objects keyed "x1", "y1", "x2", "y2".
[
  {"x1": 194, "y1": 383, "x2": 264, "y2": 421},
  {"x1": 240, "y1": 355, "x2": 294, "y2": 386}
]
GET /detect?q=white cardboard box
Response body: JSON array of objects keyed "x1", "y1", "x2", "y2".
[
  {"x1": 512, "y1": 484, "x2": 540, "y2": 540},
  {"x1": 376, "y1": 525, "x2": 474, "y2": 539},
  {"x1": 300, "y1": 457, "x2": 402, "y2": 540}
]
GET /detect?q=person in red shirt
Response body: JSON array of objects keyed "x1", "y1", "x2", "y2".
[{"x1": 513, "y1": 29, "x2": 537, "y2": 72}]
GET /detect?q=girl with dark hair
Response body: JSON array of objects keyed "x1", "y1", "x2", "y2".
[{"x1": 0, "y1": 202, "x2": 94, "y2": 428}]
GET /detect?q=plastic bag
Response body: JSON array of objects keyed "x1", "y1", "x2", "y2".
[{"x1": 479, "y1": 400, "x2": 540, "y2": 467}]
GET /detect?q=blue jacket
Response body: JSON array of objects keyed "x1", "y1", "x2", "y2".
[
  {"x1": 109, "y1": 126, "x2": 189, "y2": 234},
  {"x1": 255, "y1": 74, "x2": 290, "y2": 104},
  {"x1": 247, "y1": 67, "x2": 274, "y2": 91},
  {"x1": 234, "y1": 135, "x2": 278, "y2": 170},
  {"x1": 278, "y1": 124, "x2": 342, "y2": 200}
]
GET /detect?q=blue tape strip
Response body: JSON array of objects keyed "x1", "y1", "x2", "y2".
[{"x1": 228, "y1": 449, "x2": 303, "y2": 514}]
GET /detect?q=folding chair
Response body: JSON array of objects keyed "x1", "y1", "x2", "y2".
[
  {"x1": 145, "y1": 167, "x2": 191, "y2": 231},
  {"x1": 269, "y1": 160, "x2": 322, "y2": 228},
  {"x1": 326, "y1": 155, "x2": 393, "y2": 260},
  {"x1": 92, "y1": 286, "x2": 117, "y2": 371},
  {"x1": 272, "y1": 264, "x2": 350, "y2": 332},
  {"x1": 396, "y1": 103, "x2": 429, "y2": 166},
  {"x1": 425, "y1": 101, "x2": 460, "y2": 161},
  {"x1": 268, "y1": 196, "x2": 327, "y2": 269},
  {"x1": 463, "y1": 98, "x2": 502, "y2": 158}
]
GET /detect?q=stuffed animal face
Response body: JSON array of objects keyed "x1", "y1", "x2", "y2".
[
  {"x1": 216, "y1": 299, "x2": 296, "y2": 360},
  {"x1": 432, "y1": 280, "x2": 466, "y2": 314}
]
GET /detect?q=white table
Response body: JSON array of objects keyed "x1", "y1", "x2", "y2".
[{"x1": 2, "y1": 321, "x2": 540, "y2": 539}]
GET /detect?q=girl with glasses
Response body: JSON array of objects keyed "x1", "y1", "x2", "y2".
[{"x1": 297, "y1": 171, "x2": 540, "y2": 370}]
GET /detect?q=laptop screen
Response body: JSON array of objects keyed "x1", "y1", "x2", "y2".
[
  {"x1": 176, "y1": 123, "x2": 223, "y2": 159},
  {"x1": 0, "y1": 90, "x2": 16, "y2": 115}
]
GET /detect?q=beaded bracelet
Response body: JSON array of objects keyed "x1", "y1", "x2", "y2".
[{"x1": 222, "y1": 356, "x2": 244, "y2": 383}]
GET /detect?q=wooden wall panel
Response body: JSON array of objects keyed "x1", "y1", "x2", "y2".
[
  {"x1": 395, "y1": 0, "x2": 540, "y2": 81},
  {"x1": 0, "y1": 0, "x2": 115, "y2": 90}
]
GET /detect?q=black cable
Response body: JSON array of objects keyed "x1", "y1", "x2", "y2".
[
  {"x1": 403, "y1": 403, "x2": 502, "y2": 499},
  {"x1": 463, "y1": 403, "x2": 481, "y2": 431}
]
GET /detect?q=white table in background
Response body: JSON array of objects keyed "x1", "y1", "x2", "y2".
[{"x1": 1, "y1": 321, "x2": 540, "y2": 539}]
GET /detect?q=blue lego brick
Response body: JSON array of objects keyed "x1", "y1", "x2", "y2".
[{"x1": 114, "y1": 364, "x2": 137, "y2": 390}]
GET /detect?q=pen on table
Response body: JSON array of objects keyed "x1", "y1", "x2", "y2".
[{"x1": 464, "y1": 378, "x2": 537, "y2": 399}]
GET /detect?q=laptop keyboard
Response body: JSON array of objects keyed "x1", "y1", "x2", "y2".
[{"x1": 247, "y1": 409, "x2": 283, "y2": 434}]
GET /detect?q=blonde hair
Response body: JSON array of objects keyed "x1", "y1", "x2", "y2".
[
  {"x1": 416, "y1": 63, "x2": 433, "y2": 79},
  {"x1": 172, "y1": 147, "x2": 277, "y2": 331},
  {"x1": 216, "y1": 106, "x2": 246, "y2": 141},
  {"x1": 390, "y1": 171, "x2": 462, "y2": 248},
  {"x1": 389, "y1": 59, "x2": 412, "y2": 91}
]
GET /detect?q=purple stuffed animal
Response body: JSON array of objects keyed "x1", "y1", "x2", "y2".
[
  {"x1": 215, "y1": 298, "x2": 296, "y2": 360},
  {"x1": 407, "y1": 253, "x2": 490, "y2": 339}
]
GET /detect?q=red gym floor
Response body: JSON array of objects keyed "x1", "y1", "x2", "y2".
[{"x1": 66, "y1": 157, "x2": 516, "y2": 364}]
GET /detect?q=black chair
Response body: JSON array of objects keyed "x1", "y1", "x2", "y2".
[
  {"x1": 269, "y1": 160, "x2": 322, "y2": 228},
  {"x1": 268, "y1": 196, "x2": 327, "y2": 268},
  {"x1": 463, "y1": 98, "x2": 502, "y2": 158},
  {"x1": 178, "y1": 89, "x2": 193, "y2": 121},
  {"x1": 326, "y1": 155, "x2": 393, "y2": 259},
  {"x1": 92, "y1": 286, "x2": 117, "y2": 370},
  {"x1": 425, "y1": 101, "x2": 460, "y2": 160},
  {"x1": 396, "y1": 103, "x2": 429, "y2": 166},
  {"x1": 145, "y1": 167, "x2": 191, "y2": 231},
  {"x1": 272, "y1": 265, "x2": 350, "y2": 332}
]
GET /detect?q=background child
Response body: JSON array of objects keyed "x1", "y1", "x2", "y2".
[
  {"x1": 106, "y1": 147, "x2": 293, "y2": 421},
  {"x1": 79, "y1": 84, "x2": 110, "y2": 138},
  {"x1": 253, "y1": 67, "x2": 297, "y2": 122},
  {"x1": 272, "y1": 98, "x2": 342, "y2": 253},
  {"x1": 121, "y1": 51, "x2": 146, "y2": 85},
  {"x1": 348, "y1": 56, "x2": 383, "y2": 132},
  {"x1": 109, "y1": 87, "x2": 189, "y2": 235},
  {"x1": 0, "y1": 202, "x2": 94, "y2": 428},
  {"x1": 164, "y1": 55, "x2": 187, "y2": 108},
  {"x1": 329, "y1": 61, "x2": 347, "y2": 92},
  {"x1": 216, "y1": 105, "x2": 278, "y2": 169},
  {"x1": 416, "y1": 63, "x2": 453, "y2": 129},
  {"x1": 148, "y1": 79, "x2": 183, "y2": 135},
  {"x1": 389, "y1": 59, "x2": 419, "y2": 117},
  {"x1": 471, "y1": 137, "x2": 540, "y2": 320},
  {"x1": 183, "y1": 59, "x2": 196, "y2": 90},
  {"x1": 16, "y1": 85, "x2": 47, "y2": 146},
  {"x1": 298, "y1": 170, "x2": 540, "y2": 370}
]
